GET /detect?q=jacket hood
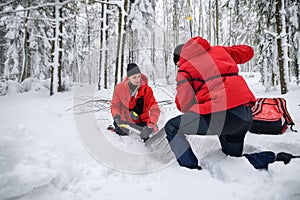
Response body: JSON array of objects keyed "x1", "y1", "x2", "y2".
[
  {"x1": 179, "y1": 36, "x2": 211, "y2": 65},
  {"x1": 123, "y1": 73, "x2": 149, "y2": 86}
]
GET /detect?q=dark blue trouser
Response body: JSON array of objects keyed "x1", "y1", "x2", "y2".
[{"x1": 165, "y1": 106, "x2": 252, "y2": 169}]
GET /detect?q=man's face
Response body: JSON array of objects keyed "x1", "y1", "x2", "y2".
[{"x1": 128, "y1": 73, "x2": 141, "y2": 86}]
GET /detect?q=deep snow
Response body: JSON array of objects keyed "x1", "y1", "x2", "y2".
[{"x1": 0, "y1": 73, "x2": 300, "y2": 200}]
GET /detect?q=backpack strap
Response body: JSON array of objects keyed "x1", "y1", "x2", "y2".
[
  {"x1": 252, "y1": 98, "x2": 266, "y2": 116},
  {"x1": 273, "y1": 98, "x2": 287, "y2": 133},
  {"x1": 177, "y1": 71, "x2": 238, "y2": 95},
  {"x1": 177, "y1": 69, "x2": 197, "y2": 91},
  {"x1": 276, "y1": 98, "x2": 297, "y2": 132},
  {"x1": 274, "y1": 98, "x2": 285, "y2": 117}
]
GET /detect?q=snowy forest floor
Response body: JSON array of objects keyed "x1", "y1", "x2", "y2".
[{"x1": 1, "y1": 72, "x2": 300, "y2": 200}]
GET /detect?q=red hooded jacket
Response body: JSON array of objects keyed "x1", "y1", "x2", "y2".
[
  {"x1": 175, "y1": 36, "x2": 256, "y2": 114},
  {"x1": 110, "y1": 73, "x2": 160, "y2": 131}
]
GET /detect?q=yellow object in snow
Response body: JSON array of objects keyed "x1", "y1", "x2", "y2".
[
  {"x1": 119, "y1": 124, "x2": 129, "y2": 129},
  {"x1": 186, "y1": 15, "x2": 192, "y2": 21}
]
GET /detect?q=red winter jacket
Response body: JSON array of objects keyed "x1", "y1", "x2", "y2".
[
  {"x1": 175, "y1": 36, "x2": 256, "y2": 114},
  {"x1": 110, "y1": 73, "x2": 160, "y2": 131}
]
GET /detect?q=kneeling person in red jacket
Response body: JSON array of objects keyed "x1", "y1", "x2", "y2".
[
  {"x1": 166, "y1": 36, "x2": 256, "y2": 170},
  {"x1": 110, "y1": 63, "x2": 161, "y2": 141}
]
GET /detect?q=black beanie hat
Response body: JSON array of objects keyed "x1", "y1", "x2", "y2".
[
  {"x1": 173, "y1": 44, "x2": 185, "y2": 65},
  {"x1": 127, "y1": 63, "x2": 141, "y2": 77}
]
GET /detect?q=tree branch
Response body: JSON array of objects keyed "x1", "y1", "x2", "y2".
[{"x1": 0, "y1": 0, "x2": 73, "y2": 16}]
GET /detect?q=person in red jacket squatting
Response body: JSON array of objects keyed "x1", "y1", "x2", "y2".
[
  {"x1": 110, "y1": 63, "x2": 161, "y2": 142},
  {"x1": 165, "y1": 36, "x2": 256, "y2": 170}
]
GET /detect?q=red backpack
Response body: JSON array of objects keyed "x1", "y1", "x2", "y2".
[{"x1": 249, "y1": 98, "x2": 297, "y2": 134}]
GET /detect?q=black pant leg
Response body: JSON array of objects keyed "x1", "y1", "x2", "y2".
[
  {"x1": 218, "y1": 112, "x2": 252, "y2": 156},
  {"x1": 165, "y1": 112, "x2": 210, "y2": 169}
]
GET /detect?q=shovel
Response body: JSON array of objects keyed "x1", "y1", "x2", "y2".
[{"x1": 110, "y1": 123, "x2": 175, "y2": 163}]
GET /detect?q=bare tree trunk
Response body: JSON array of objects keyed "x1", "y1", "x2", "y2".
[
  {"x1": 98, "y1": 2, "x2": 104, "y2": 90},
  {"x1": 128, "y1": 26, "x2": 133, "y2": 63},
  {"x1": 215, "y1": 0, "x2": 219, "y2": 44},
  {"x1": 114, "y1": 0, "x2": 130, "y2": 85},
  {"x1": 104, "y1": 5, "x2": 109, "y2": 89},
  {"x1": 114, "y1": 6, "x2": 122, "y2": 86},
  {"x1": 229, "y1": 7, "x2": 232, "y2": 45},
  {"x1": 276, "y1": 0, "x2": 288, "y2": 94},
  {"x1": 20, "y1": 1, "x2": 31, "y2": 82},
  {"x1": 73, "y1": 16, "x2": 79, "y2": 83},
  {"x1": 296, "y1": 9, "x2": 300, "y2": 84},
  {"x1": 198, "y1": 0, "x2": 203, "y2": 36},
  {"x1": 151, "y1": 30, "x2": 155, "y2": 84},
  {"x1": 151, "y1": 0, "x2": 156, "y2": 85},
  {"x1": 173, "y1": 0, "x2": 179, "y2": 44},
  {"x1": 50, "y1": 0, "x2": 63, "y2": 95},
  {"x1": 163, "y1": 0, "x2": 169, "y2": 84},
  {"x1": 58, "y1": 1, "x2": 63, "y2": 92},
  {"x1": 50, "y1": 5, "x2": 56, "y2": 95},
  {"x1": 85, "y1": 1, "x2": 92, "y2": 85},
  {"x1": 120, "y1": 0, "x2": 131, "y2": 82},
  {"x1": 208, "y1": 0, "x2": 212, "y2": 42}
]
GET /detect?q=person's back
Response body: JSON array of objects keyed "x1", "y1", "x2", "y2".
[
  {"x1": 165, "y1": 36, "x2": 256, "y2": 170},
  {"x1": 175, "y1": 36, "x2": 255, "y2": 114}
]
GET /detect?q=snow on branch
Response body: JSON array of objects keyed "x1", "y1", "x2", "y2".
[{"x1": 0, "y1": 0, "x2": 73, "y2": 16}]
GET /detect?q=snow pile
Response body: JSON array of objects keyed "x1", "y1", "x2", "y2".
[
  {"x1": 0, "y1": 125, "x2": 57, "y2": 199},
  {"x1": 0, "y1": 73, "x2": 300, "y2": 200},
  {"x1": 0, "y1": 78, "x2": 73, "y2": 96}
]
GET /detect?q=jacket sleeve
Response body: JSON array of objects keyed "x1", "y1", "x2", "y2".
[
  {"x1": 110, "y1": 85, "x2": 122, "y2": 118},
  {"x1": 175, "y1": 70, "x2": 196, "y2": 113},
  {"x1": 223, "y1": 45, "x2": 254, "y2": 64},
  {"x1": 144, "y1": 87, "x2": 160, "y2": 127}
]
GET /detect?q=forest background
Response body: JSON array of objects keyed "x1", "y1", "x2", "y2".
[{"x1": 0, "y1": 0, "x2": 299, "y2": 95}]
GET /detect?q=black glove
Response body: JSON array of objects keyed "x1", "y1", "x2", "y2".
[
  {"x1": 140, "y1": 126, "x2": 153, "y2": 142},
  {"x1": 275, "y1": 152, "x2": 294, "y2": 164},
  {"x1": 243, "y1": 151, "x2": 276, "y2": 169},
  {"x1": 113, "y1": 115, "x2": 128, "y2": 136},
  {"x1": 114, "y1": 114, "x2": 121, "y2": 125}
]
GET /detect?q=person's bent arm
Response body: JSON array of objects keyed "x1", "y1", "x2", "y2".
[
  {"x1": 223, "y1": 45, "x2": 254, "y2": 64},
  {"x1": 110, "y1": 85, "x2": 122, "y2": 118}
]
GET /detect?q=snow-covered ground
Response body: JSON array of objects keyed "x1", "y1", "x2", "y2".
[{"x1": 1, "y1": 73, "x2": 300, "y2": 200}]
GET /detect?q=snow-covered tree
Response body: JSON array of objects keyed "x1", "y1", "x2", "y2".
[
  {"x1": 3, "y1": 5, "x2": 24, "y2": 81},
  {"x1": 0, "y1": 0, "x2": 299, "y2": 94}
]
